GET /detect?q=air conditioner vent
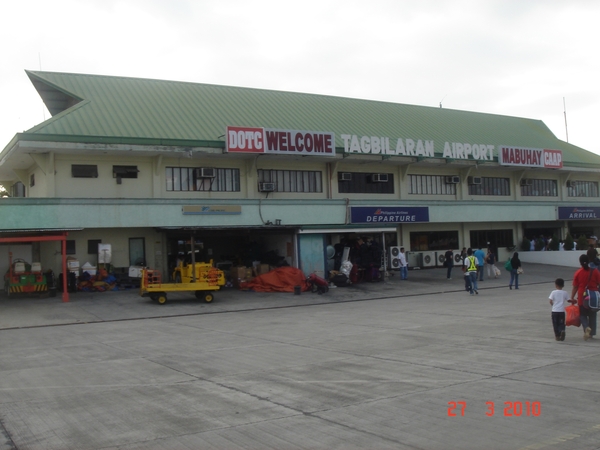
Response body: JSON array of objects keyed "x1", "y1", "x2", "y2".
[
  {"x1": 467, "y1": 176, "x2": 482, "y2": 185},
  {"x1": 197, "y1": 167, "x2": 216, "y2": 178},
  {"x1": 371, "y1": 173, "x2": 389, "y2": 183},
  {"x1": 338, "y1": 172, "x2": 352, "y2": 181},
  {"x1": 258, "y1": 182, "x2": 276, "y2": 192},
  {"x1": 444, "y1": 176, "x2": 460, "y2": 184}
]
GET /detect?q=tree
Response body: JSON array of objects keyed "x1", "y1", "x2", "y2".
[
  {"x1": 577, "y1": 235, "x2": 589, "y2": 251},
  {"x1": 521, "y1": 237, "x2": 531, "y2": 251},
  {"x1": 564, "y1": 234, "x2": 574, "y2": 251},
  {"x1": 535, "y1": 237, "x2": 546, "y2": 251},
  {"x1": 549, "y1": 234, "x2": 560, "y2": 251},
  {"x1": 0, "y1": 184, "x2": 8, "y2": 198}
]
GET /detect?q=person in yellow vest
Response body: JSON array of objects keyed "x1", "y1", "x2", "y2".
[{"x1": 463, "y1": 248, "x2": 479, "y2": 295}]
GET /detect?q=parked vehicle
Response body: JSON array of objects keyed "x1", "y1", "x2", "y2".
[
  {"x1": 140, "y1": 262, "x2": 225, "y2": 304},
  {"x1": 172, "y1": 258, "x2": 225, "y2": 285},
  {"x1": 4, "y1": 253, "x2": 47, "y2": 297}
]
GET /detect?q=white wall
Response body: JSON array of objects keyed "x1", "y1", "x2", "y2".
[{"x1": 517, "y1": 250, "x2": 583, "y2": 268}]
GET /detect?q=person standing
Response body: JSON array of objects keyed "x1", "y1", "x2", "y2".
[
  {"x1": 474, "y1": 247, "x2": 485, "y2": 281},
  {"x1": 587, "y1": 245, "x2": 598, "y2": 269},
  {"x1": 464, "y1": 248, "x2": 479, "y2": 295},
  {"x1": 509, "y1": 252, "x2": 521, "y2": 290},
  {"x1": 444, "y1": 247, "x2": 454, "y2": 279},
  {"x1": 549, "y1": 278, "x2": 569, "y2": 341},
  {"x1": 570, "y1": 254, "x2": 600, "y2": 340},
  {"x1": 399, "y1": 247, "x2": 408, "y2": 280},
  {"x1": 485, "y1": 248, "x2": 497, "y2": 278}
]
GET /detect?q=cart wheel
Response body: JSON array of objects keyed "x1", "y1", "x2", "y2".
[
  {"x1": 157, "y1": 293, "x2": 167, "y2": 304},
  {"x1": 204, "y1": 292, "x2": 214, "y2": 303}
]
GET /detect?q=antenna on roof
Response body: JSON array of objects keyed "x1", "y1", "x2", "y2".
[
  {"x1": 39, "y1": 52, "x2": 46, "y2": 121},
  {"x1": 563, "y1": 97, "x2": 569, "y2": 143},
  {"x1": 439, "y1": 94, "x2": 447, "y2": 108}
]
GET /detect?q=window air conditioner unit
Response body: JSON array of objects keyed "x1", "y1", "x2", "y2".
[
  {"x1": 258, "y1": 182, "x2": 276, "y2": 192},
  {"x1": 197, "y1": 167, "x2": 216, "y2": 178},
  {"x1": 467, "y1": 176, "x2": 482, "y2": 185},
  {"x1": 338, "y1": 172, "x2": 352, "y2": 181},
  {"x1": 445, "y1": 176, "x2": 460, "y2": 184},
  {"x1": 520, "y1": 178, "x2": 533, "y2": 186},
  {"x1": 371, "y1": 173, "x2": 389, "y2": 182}
]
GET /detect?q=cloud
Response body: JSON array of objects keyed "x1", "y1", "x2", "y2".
[{"x1": 1, "y1": 0, "x2": 599, "y2": 154}]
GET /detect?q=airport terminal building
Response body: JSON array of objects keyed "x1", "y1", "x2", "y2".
[{"x1": 1, "y1": 71, "x2": 600, "y2": 283}]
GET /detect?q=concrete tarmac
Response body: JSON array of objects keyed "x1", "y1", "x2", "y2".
[{"x1": 1, "y1": 263, "x2": 599, "y2": 450}]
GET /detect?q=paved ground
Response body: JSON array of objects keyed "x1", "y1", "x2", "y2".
[{"x1": 0, "y1": 263, "x2": 599, "y2": 449}]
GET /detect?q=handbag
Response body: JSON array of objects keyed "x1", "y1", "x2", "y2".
[
  {"x1": 504, "y1": 259, "x2": 512, "y2": 271},
  {"x1": 517, "y1": 267, "x2": 524, "y2": 275},
  {"x1": 584, "y1": 290, "x2": 600, "y2": 310},
  {"x1": 565, "y1": 300, "x2": 581, "y2": 327},
  {"x1": 493, "y1": 265, "x2": 501, "y2": 277},
  {"x1": 582, "y1": 268, "x2": 600, "y2": 311}
]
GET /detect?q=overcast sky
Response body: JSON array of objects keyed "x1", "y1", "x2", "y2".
[{"x1": 1, "y1": 0, "x2": 599, "y2": 155}]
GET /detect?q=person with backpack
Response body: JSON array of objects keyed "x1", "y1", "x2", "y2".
[
  {"x1": 570, "y1": 254, "x2": 600, "y2": 340},
  {"x1": 508, "y1": 252, "x2": 522, "y2": 290}
]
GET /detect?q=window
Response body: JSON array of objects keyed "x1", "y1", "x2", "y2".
[
  {"x1": 337, "y1": 172, "x2": 392, "y2": 194},
  {"x1": 113, "y1": 165, "x2": 139, "y2": 184},
  {"x1": 166, "y1": 167, "x2": 240, "y2": 192},
  {"x1": 470, "y1": 229, "x2": 514, "y2": 249},
  {"x1": 258, "y1": 169, "x2": 323, "y2": 193},
  {"x1": 410, "y1": 231, "x2": 459, "y2": 251},
  {"x1": 129, "y1": 238, "x2": 146, "y2": 266},
  {"x1": 468, "y1": 177, "x2": 510, "y2": 196},
  {"x1": 11, "y1": 182, "x2": 25, "y2": 197},
  {"x1": 520, "y1": 179, "x2": 558, "y2": 197},
  {"x1": 408, "y1": 175, "x2": 456, "y2": 195},
  {"x1": 87, "y1": 239, "x2": 101, "y2": 254},
  {"x1": 72, "y1": 164, "x2": 98, "y2": 178},
  {"x1": 568, "y1": 181, "x2": 599, "y2": 198},
  {"x1": 66, "y1": 240, "x2": 76, "y2": 255}
]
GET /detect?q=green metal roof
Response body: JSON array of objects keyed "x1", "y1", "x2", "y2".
[{"x1": 18, "y1": 70, "x2": 600, "y2": 167}]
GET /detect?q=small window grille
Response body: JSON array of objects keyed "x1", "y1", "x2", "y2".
[{"x1": 72, "y1": 165, "x2": 98, "y2": 178}]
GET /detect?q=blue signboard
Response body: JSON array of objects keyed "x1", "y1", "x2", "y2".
[
  {"x1": 558, "y1": 207, "x2": 600, "y2": 220},
  {"x1": 350, "y1": 206, "x2": 429, "y2": 224}
]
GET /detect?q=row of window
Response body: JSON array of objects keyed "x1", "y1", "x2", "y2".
[
  {"x1": 409, "y1": 229, "x2": 515, "y2": 251},
  {"x1": 408, "y1": 175, "x2": 599, "y2": 197},
  {"x1": 19, "y1": 165, "x2": 600, "y2": 197}
]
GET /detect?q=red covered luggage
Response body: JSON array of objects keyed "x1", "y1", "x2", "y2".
[{"x1": 565, "y1": 300, "x2": 580, "y2": 327}]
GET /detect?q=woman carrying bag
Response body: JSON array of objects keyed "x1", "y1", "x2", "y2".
[
  {"x1": 509, "y1": 252, "x2": 522, "y2": 290},
  {"x1": 570, "y1": 254, "x2": 600, "y2": 340}
]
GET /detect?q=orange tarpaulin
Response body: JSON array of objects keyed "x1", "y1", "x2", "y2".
[{"x1": 240, "y1": 267, "x2": 310, "y2": 292}]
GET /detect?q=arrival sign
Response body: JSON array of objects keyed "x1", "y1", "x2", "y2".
[{"x1": 557, "y1": 207, "x2": 600, "y2": 220}]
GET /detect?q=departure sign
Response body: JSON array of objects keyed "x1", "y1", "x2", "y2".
[{"x1": 226, "y1": 126, "x2": 336, "y2": 157}]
